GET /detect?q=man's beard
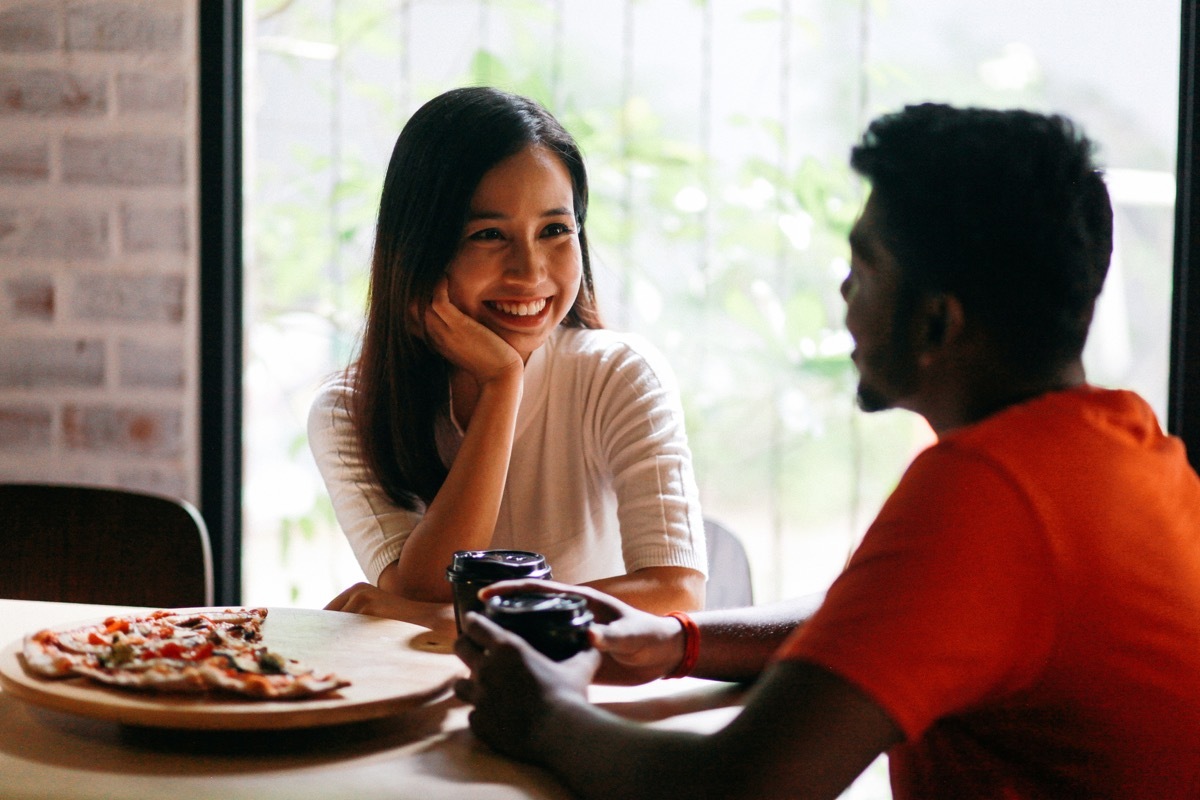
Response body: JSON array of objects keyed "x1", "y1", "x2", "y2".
[
  {"x1": 853, "y1": 326, "x2": 920, "y2": 413},
  {"x1": 853, "y1": 287, "x2": 922, "y2": 414},
  {"x1": 855, "y1": 383, "x2": 894, "y2": 413}
]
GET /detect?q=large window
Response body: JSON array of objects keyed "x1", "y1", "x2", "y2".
[
  {"x1": 241, "y1": 0, "x2": 1179, "y2": 608},
  {"x1": 239, "y1": 3, "x2": 1179, "y2": 796}
]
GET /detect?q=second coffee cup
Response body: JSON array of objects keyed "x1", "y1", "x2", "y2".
[
  {"x1": 445, "y1": 549, "x2": 552, "y2": 633},
  {"x1": 484, "y1": 591, "x2": 593, "y2": 661}
]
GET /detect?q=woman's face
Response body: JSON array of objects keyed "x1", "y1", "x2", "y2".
[{"x1": 444, "y1": 145, "x2": 583, "y2": 362}]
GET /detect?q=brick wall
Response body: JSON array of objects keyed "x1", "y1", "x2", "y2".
[{"x1": 0, "y1": 0, "x2": 198, "y2": 502}]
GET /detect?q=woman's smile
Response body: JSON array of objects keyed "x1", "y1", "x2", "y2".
[{"x1": 486, "y1": 297, "x2": 550, "y2": 318}]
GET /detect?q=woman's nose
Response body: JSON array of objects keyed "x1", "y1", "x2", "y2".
[{"x1": 507, "y1": 240, "x2": 546, "y2": 280}]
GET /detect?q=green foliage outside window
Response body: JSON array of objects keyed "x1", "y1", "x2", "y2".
[{"x1": 245, "y1": 0, "x2": 1177, "y2": 614}]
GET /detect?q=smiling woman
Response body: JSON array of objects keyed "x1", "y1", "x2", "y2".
[{"x1": 306, "y1": 87, "x2": 707, "y2": 618}]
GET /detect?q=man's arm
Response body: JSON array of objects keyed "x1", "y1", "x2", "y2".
[
  {"x1": 685, "y1": 593, "x2": 826, "y2": 683},
  {"x1": 458, "y1": 614, "x2": 902, "y2": 800},
  {"x1": 549, "y1": 661, "x2": 899, "y2": 800},
  {"x1": 478, "y1": 579, "x2": 823, "y2": 685}
]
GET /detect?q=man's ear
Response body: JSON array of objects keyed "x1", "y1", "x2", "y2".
[{"x1": 917, "y1": 293, "x2": 965, "y2": 357}]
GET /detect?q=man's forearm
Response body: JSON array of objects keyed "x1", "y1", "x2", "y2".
[
  {"x1": 536, "y1": 697, "x2": 715, "y2": 800},
  {"x1": 689, "y1": 592, "x2": 825, "y2": 683}
]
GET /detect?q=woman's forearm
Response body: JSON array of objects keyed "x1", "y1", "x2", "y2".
[
  {"x1": 584, "y1": 566, "x2": 705, "y2": 614},
  {"x1": 392, "y1": 373, "x2": 523, "y2": 600}
]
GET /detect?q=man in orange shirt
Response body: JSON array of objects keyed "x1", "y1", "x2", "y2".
[{"x1": 453, "y1": 104, "x2": 1200, "y2": 799}]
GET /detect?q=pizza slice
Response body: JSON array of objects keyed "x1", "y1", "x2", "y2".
[{"x1": 22, "y1": 608, "x2": 349, "y2": 700}]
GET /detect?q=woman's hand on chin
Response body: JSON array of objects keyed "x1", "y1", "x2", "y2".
[{"x1": 422, "y1": 277, "x2": 524, "y2": 387}]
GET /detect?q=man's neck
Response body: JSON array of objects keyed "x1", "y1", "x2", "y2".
[{"x1": 917, "y1": 360, "x2": 1087, "y2": 436}]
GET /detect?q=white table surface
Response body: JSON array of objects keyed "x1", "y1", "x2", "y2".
[{"x1": 0, "y1": 599, "x2": 743, "y2": 800}]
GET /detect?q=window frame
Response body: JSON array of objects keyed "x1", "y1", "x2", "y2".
[
  {"x1": 198, "y1": 0, "x2": 244, "y2": 605},
  {"x1": 1170, "y1": 0, "x2": 1200, "y2": 471}
]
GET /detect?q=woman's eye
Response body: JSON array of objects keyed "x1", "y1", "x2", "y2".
[
  {"x1": 543, "y1": 222, "x2": 573, "y2": 237},
  {"x1": 467, "y1": 228, "x2": 503, "y2": 241}
]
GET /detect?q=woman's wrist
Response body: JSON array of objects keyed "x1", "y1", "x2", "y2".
[{"x1": 475, "y1": 358, "x2": 525, "y2": 392}]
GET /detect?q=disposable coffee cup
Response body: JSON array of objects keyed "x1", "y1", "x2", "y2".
[
  {"x1": 445, "y1": 549, "x2": 552, "y2": 633},
  {"x1": 484, "y1": 591, "x2": 593, "y2": 661}
]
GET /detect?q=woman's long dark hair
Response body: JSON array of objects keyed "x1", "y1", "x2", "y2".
[{"x1": 351, "y1": 87, "x2": 602, "y2": 511}]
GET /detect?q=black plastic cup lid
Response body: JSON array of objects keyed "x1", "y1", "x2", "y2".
[
  {"x1": 445, "y1": 549, "x2": 551, "y2": 582},
  {"x1": 485, "y1": 591, "x2": 592, "y2": 624}
]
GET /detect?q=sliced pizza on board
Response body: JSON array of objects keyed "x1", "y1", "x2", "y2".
[{"x1": 22, "y1": 608, "x2": 349, "y2": 699}]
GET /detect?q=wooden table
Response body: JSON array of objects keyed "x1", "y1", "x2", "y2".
[{"x1": 0, "y1": 599, "x2": 743, "y2": 800}]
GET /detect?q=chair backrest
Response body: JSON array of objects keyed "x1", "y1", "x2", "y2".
[
  {"x1": 0, "y1": 483, "x2": 214, "y2": 607},
  {"x1": 703, "y1": 517, "x2": 754, "y2": 610}
]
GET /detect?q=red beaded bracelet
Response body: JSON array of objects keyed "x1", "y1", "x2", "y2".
[{"x1": 663, "y1": 611, "x2": 700, "y2": 679}]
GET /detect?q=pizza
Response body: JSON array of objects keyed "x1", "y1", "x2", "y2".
[{"x1": 21, "y1": 608, "x2": 349, "y2": 700}]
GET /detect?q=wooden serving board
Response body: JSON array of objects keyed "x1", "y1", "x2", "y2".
[{"x1": 0, "y1": 607, "x2": 464, "y2": 730}]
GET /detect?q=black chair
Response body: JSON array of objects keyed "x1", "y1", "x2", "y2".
[
  {"x1": 703, "y1": 518, "x2": 754, "y2": 610},
  {"x1": 0, "y1": 483, "x2": 213, "y2": 607}
]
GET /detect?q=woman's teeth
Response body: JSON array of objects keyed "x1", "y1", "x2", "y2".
[{"x1": 490, "y1": 298, "x2": 547, "y2": 316}]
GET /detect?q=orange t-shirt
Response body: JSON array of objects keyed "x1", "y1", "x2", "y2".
[{"x1": 777, "y1": 386, "x2": 1200, "y2": 798}]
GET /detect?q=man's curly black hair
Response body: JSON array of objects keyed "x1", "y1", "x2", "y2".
[{"x1": 850, "y1": 103, "x2": 1114, "y2": 376}]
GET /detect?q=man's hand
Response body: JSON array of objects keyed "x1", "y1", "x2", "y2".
[
  {"x1": 454, "y1": 611, "x2": 599, "y2": 762},
  {"x1": 479, "y1": 579, "x2": 686, "y2": 685}
]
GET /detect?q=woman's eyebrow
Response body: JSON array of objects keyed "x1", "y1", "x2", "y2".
[{"x1": 466, "y1": 206, "x2": 574, "y2": 221}]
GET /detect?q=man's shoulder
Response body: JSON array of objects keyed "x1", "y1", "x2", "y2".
[
  {"x1": 913, "y1": 385, "x2": 1175, "y2": 501},
  {"x1": 955, "y1": 385, "x2": 1157, "y2": 445}
]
